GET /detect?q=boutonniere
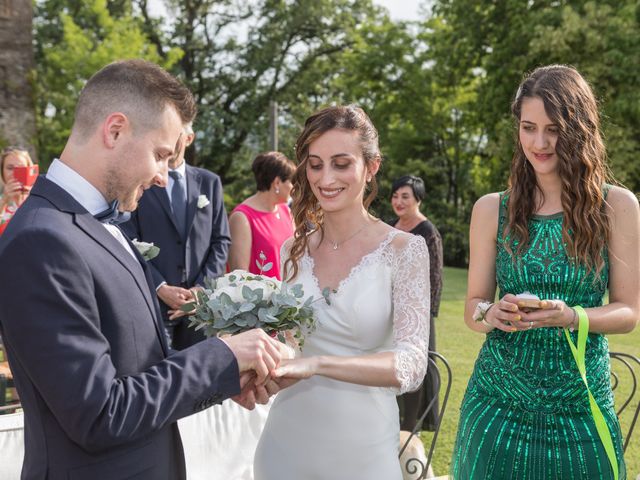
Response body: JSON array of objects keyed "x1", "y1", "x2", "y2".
[
  {"x1": 197, "y1": 194, "x2": 210, "y2": 209},
  {"x1": 132, "y1": 239, "x2": 160, "y2": 261}
]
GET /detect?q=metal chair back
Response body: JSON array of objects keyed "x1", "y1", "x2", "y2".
[
  {"x1": 399, "y1": 351, "x2": 452, "y2": 479},
  {"x1": 609, "y1": 351, "x2": 640, "y2": 452}
]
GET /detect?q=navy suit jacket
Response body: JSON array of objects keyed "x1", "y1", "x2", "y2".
[
  {"x1": 0, "y1": 177, "x2": 240, "y2": 480},
  {"x1": 123, "y1": 165, "x2": 230, "y2": 291}
]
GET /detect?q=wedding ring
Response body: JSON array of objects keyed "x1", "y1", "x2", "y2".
[{"x1": 528, "y1": 321, "x2": 534, "y2": 330}]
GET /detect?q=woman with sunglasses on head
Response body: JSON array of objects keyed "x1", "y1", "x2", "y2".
[{"x1": 0, "y1": 147, "x2": 34, "y2": 235}]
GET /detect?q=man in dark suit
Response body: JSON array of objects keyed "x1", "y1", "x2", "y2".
[
  {"x1": 123, "y1": 124, "x2": 230, "y2": 350},
  {"x1": 0, "y1": 59, "x2": 282, "y2": 480}
]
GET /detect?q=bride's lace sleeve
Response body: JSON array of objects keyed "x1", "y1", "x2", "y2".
[
  {"x1": 279, "y1": 238, "x2": 294, "y2": 280},
  {"x1": 390, "y1": 233, "x2": 430, "y2": 394}
]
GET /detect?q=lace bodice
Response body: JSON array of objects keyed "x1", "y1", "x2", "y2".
[{"x1": 285, "y1": 230, "x2": 431, "y2": 393}]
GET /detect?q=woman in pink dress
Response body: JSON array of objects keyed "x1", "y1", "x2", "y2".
[{"x1": 228, "y1": 151, "x2": 295, "y2": 279}]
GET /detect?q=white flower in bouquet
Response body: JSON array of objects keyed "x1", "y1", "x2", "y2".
[{"x1": 182, "y1": 252, "x2": 331, "y2": 347}]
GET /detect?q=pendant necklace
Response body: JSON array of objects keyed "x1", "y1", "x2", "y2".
[{"x1": 328, "y1": 221, "x2": 371, "y2": 251}]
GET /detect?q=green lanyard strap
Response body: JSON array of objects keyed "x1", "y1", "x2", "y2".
[{"x1": 564, "y1": 306, "x2": 619, "y2": 480}]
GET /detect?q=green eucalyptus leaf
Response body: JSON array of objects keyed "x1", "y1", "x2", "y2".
[
  {"x1": 290, "y1": 283, "x2": 303, "y2": 298},
  {"x1": 239, "y1": 302, "x2": 255, "y2": 313},
  {"x1": 242, "y1": 285, "x2": 256, "y2": 301},
  {"x1": 180, "y1": 301, "x2": 196, "y2": 312},
  {"x1": 257, "y1": 308, "x2": 269, "y2": 324}
]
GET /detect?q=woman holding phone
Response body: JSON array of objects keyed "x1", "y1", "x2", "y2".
[
  {"x1": 0, "y1": 146, "x2": 34, "y2": 235},
  {"x1": 451, "y1": 65, "x2": 639, "y2": 479}
]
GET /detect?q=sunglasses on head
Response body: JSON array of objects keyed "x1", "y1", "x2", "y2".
[{"x1": 2, "y1": 146, "x2": 28, "y2": 154}]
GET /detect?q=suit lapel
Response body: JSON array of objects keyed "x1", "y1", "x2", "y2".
[
  {"x1": 74, "y1": 214, "x2": 153, "y2": 305},
  {"x1": 31, "y1": 177, "x2": 169, "y2": 354},
  {"x1": 124, "y1": 235, "x2": 170, "y2": 355},
  {"x1": 185, "y1": 166, "x2": 202, "y2": 238},
  {"x1": 150, "y1": 185, "x2": 180, "y2": 234}
]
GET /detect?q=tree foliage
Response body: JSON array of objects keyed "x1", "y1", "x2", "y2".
[
  {"x1": 134, "y1": 0, "x2": 384, "y2": 184},
  {"x1": 32, "y1": 0, "x2": 640, "y2": 266},
  {"x1": 34, "y1": 0, "x2": 182, "y2": 166}
]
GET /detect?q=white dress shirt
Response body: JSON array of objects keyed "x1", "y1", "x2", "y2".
[{"x1": 46, "y1": 159, "x2": 137, "y2": 259}]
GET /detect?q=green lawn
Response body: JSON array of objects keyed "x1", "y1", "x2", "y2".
[{"x1": 423, "y1": 267, "x2": 640, "y2": 477}]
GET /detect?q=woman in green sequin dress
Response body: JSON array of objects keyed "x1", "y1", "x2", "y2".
[{"x1": 451, "y1": 65, "x2": 640, "y2": 480}]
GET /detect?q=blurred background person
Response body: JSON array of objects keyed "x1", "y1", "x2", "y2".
[
  {"x1": 0, "y1": 147, "x2": 34, "y2": 235},
  {"x1": 228, "y1": 151, "x2": 295, "y2": 279},
  {"x1": 390, "y1": 174, "x2": 443, "y2": 432},
  {"x1": 123, "y1": 124, "x2": 231, "y2": 350}
]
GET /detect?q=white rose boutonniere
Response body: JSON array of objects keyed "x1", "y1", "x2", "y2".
[
  {"x1": 197, "y1": 194, "x2": 210, "y2": 209},
  {"x1": 132, "y1": 239, "x2": 160, "y2": 261}
]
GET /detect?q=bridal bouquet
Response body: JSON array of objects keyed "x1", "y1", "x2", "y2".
[{"x1": 183, "y1": 256, "x2": 329, "y2": 348}]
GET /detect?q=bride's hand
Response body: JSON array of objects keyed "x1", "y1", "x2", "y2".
[
  {"x1": 273, "y1": 357, "x2": 318, "y2": 380},
  {"x1": 270, "y1": 358, "x2": 318, "y2": 391}
]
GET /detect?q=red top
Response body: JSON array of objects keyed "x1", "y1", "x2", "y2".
[
  {"x1": 0, "y1": 200, "x2": 19, "y2": 236},
  {"x1": 232, "y1": 203, "x2": 294, "y2": 280}
]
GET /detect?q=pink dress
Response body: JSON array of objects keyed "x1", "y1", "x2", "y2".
[{"x1": 231, "y1": 203, "x2": 293, "y2": 280}]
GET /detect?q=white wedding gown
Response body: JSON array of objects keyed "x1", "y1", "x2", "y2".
[{"x1": 254, "y1": 230, "x2": 430, "y2": 480}]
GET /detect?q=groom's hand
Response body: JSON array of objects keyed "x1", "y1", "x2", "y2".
[
  {"x1": 232, "y1": 372, "x2": 259, "y2": 410},
  {"x1": 220, "y1": 329, "x2": 283, "y2": 384},
  {"x1": 232, "y1": 372, "x2": 280, "y2": 410}
]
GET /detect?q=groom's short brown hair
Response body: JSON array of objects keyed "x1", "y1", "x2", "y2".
[{"x1": 71, "y1": 59, "x2": 197, "y2": 141}]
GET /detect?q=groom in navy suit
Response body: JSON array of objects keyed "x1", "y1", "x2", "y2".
[
  {"x1": 0, "y1": 60, "x2": 283, "y2": 479},
  {"x1": 123, "y1": 123, "x2": 231, "y2": 350}
]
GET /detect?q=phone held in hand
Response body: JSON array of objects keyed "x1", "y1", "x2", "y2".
[{"x1": 516, "y1": 291, "x2": 542, "y2": 312}]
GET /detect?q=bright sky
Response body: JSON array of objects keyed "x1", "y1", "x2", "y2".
[
  {"x1": 149, "y1": 1, "x2": 424, "y2": 22},
  {"x1": 374, "y1": 0, "x2": 423, "y2": 21}
]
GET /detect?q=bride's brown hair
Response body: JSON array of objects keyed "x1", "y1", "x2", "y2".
[
  {"x1": 506, "y1": 64, "x2": 612, "y2": 274},
  {"x1": 283, "y1": 105, "x2": 381, "y2": 281}
]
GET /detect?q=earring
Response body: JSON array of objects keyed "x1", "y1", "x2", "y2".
[
  {"x1": 275, "y1": 187, "x2": 280, "y2": 194},
  {"x1": 366, "y1": 176, "x2": 372, "y2": 183}
]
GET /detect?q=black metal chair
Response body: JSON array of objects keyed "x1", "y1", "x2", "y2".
[
  {"x1": 399, "y1": 351, "x2": 452, "y2": 479},
  {"x1": 609, "y1": 351, "x2": 640, "y2": 452},
  {"x1": 0, "y1": 374, "x2": 6, "y2": 408},
  {"x1": 0, "y1": 339, "x2": 20, "y2": 413}
]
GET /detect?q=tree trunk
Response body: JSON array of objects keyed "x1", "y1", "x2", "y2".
[{"x1": 0, "y1": 0, "x2": 36, "y2": 158}]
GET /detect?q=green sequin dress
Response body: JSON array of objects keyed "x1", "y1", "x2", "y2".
[{"x1": 451, "y1": 193, "x2": 626, "y2": 480}]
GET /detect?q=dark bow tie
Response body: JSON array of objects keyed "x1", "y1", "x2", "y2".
[{"x1": 94, "y1": 200, "x2": 131, "y2": 225}]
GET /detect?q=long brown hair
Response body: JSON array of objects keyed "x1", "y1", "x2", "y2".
[
  {"x1": 506, "y1": 64, "x2": 612, "y2": 274},
  {"x1": 283, "y1": 105, "x2": 381, "y2": 281}
]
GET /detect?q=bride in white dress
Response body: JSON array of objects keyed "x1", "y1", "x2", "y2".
[{"x1": 253, "y1": 105, "x2": 430, "y2": 479}]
